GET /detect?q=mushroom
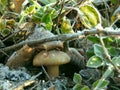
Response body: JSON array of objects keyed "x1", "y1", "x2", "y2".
[{"x1": 33, "y1": 50, "x2": 70, "y2": 79}]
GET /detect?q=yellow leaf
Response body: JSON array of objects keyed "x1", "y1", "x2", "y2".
[
  {"x1": 61, "y1": 18, "x2": 74, "y2": 34},
  {"x1": 79, "y1": 3, "x2": 101, "y2": 28}
]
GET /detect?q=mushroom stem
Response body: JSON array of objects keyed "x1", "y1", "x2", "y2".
[{"x1": 47, "y1": 65, "x2": 59, "y2": 78}]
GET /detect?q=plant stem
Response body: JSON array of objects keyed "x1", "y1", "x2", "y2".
[
  {"x1": 99, "y1": 34, "x2": 120, "y2": 73},
  {"x1": 93, "y1": 66, "x2": 113, "y2": 90}
]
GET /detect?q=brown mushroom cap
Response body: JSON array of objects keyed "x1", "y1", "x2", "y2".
[{"x1": 33, "y1": 50, "x2": 70, "y2": 66}]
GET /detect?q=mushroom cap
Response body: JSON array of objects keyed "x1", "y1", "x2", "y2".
[{"x1": 33, "y1": 50, "x2": 70, "y2": 66}]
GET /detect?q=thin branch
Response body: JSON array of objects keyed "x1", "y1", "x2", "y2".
[
  {"x1": 41, "y1": 65, "x2": 50, "y2": 80},
  {"x1": 1, "y1": 28, "x2": 120, "y2": 53},
  {"x1": 0, "y1": 49, "x2": 9, "y2": 57},
  {"x1": 99, "y1": 34, "x2": 120, "y2": 73},
  {"x1": 59, "y1": 0, "x2": 83, "y2": 19},
  {"x1": 110, "y1": 17, "x2": 119, "y2": 27}
]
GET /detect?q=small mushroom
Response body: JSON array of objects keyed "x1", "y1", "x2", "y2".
[{"x1": 33, "y1": 50, "x2": 70, "y2": 79}]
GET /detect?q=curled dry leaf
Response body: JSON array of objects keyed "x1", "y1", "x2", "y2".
[{"x1": 6, "y1": 44, "x2": 34, "y2": 69}]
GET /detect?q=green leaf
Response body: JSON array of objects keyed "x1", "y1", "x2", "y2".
[
  {"x1": 44, "y1": 6, "x2": 58, "y2": 19},
  {"x1": 93, "y1": 66, "x2": 113, "y2": 90},
  {"x1": 73, "y1": 73, "x2": 82, "y2": 84},
  {"x1": 102, "y1": 66, "x2": 114, "y2": 79},
  {"x1": 41, "y1": 14, "x2": 53, "y2": 31},
  {"x1": 0, "y1": 20, "x2": 6, "y2": 30},
  {"x1": 81, "y1": 86, "x2": 90, "y2": 90},
  {"x1": 29, "y1": 0, "x2": 41, "y2": 9},
  {"x1": 61, "y1": 18, "x2": 74, "y2": 34},
  {"x1": 92, "y1": 79, "x2": 109, "y2": 89},
  {"x1": 87, "y1": 55, "x2": 104, "y2": 68},
  {"x1": 94, "y1": 44, "x2": 105, "y2": 59},
  {"x1": 79, "y1": 4, "x2": 101, "y2": 28},
  {"x1": 25, "y1": 5, "x2": 36, "y2": 15},
  {"x1": 104, "y1": 37, "x2": 114, "y2": 43},
  {"x1": 73, "y1": 84, "x2": 83, "y2": 90},
  {"x1": 86, "y1": 47, "x2": 94, "y2": 58},
  {"x1": 32, "y1": 6, "x2": 57, "y2": 23},
  {"x1": 102, "y1": 37, "x2": 114, "y2": 47},
  {"x1": 111, "y1": 0, "x2": 117, "y2": 4},
  {"x1": 112, "y1": 56, "x2": 120, "y2": 67},
  {"x1": 1, "y1": 0, "x2": 7, "y2": 6},
  {"x1": 32, "y1": 10, "x2": 44, "y2": 22},
  {"x1": 108, "y1": 47, "x2": 119, "y2": 57},
  {"x1": 0, "y1": 0, "x2": 8, "y2": 12},
  {"x1": 87, "y1": 36, "x2": 100, "y2": 43}
]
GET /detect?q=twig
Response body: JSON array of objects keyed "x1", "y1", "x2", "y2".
[
  {"x1": 110, "y1": 17, "x2": 119, "y2": 27},
  {"x1": 30, "y1": 72, "x2": 42, "y2": 80},
  {"x1": 2, "y1": 29, "x2": 21, "y2": 42},
  {"x1": 41, "y1": 65, "x2": 51, "y2": 80},
  {"x1": 1, "y1": 28, "x2": 120, "y2": 53},
  {"x1": 57, "y1": 0, "x2": 65, "y2": 23},
  {"x1": 41, "y1": 65, "x2": 54, "y2": 89},
  {"x1": 0, "y1": 49, "x2": 9, "y2": 57},
  {"x1": 29, "y1": 80, "x2": 42, "y2": 90},
  {"x1": 103, "y1": 0, "x2": 110, "y2": 26},
  {"x1": 99, "y1": 33, "x2": 120, "y2": 73},
  {"x1": 59, "y1": 0, "x2": 83, "y2": 19}
]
